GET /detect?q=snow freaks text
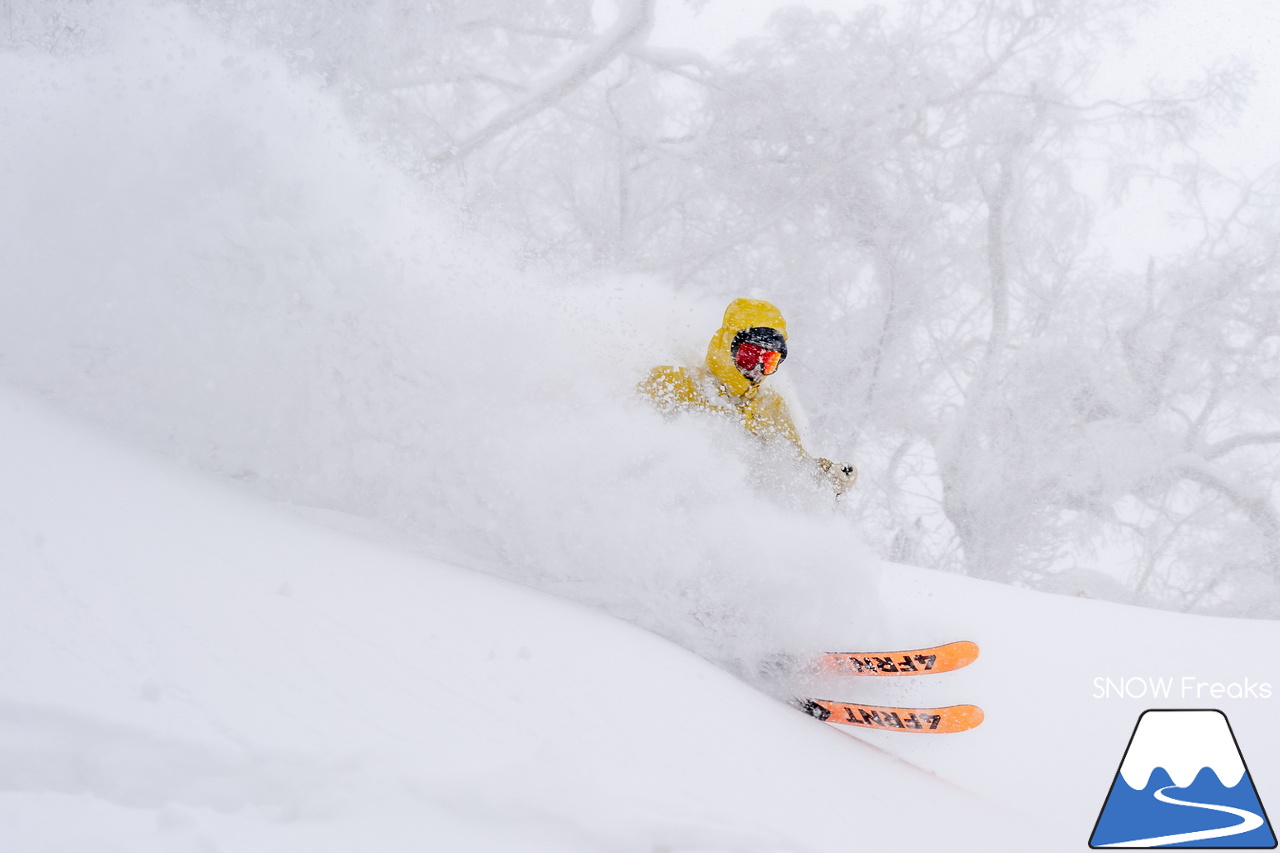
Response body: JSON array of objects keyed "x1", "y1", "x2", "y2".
[{"x1": 1092, "y1": 677, "x2": 1274, "y2": 701}]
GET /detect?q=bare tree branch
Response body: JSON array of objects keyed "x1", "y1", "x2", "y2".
[
  {"x1": 1171, "y1": 455, "x2": 1280, "y2": 537},
  {"x1": 458, "y1": 18, "x2": 585, "y2": 42},
  {"x1": 1203, "y1": 432, "x2": 1280, "y2": 460},
  {"x1": 434, "y1": 0, "x2": 655, "y2": 165}
]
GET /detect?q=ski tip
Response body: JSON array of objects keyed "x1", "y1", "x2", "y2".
[
  {"x1": 952, "y1": 640, "x2": 980, "y2": 667},
  {"x1": 958, "y1": 703, "x2": 985, "y2": 731}
]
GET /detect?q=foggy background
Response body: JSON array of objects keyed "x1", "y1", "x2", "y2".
[{"x1": 3, "y1": 0, "x2": 1278, "y2": 643}]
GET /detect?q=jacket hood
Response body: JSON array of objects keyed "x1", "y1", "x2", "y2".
[{"x1": 705, "y1": 298, "x2": 789, "y2": 396}]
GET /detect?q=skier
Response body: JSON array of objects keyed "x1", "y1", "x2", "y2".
[{"x1": 639, "y1": 297, "x2": 857, "y2": 496}]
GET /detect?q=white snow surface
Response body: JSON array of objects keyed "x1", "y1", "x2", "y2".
[
  {"x1": 0, "y1": 383, "x2": 991, "y2": 852},
  {"x1": 1119, "y1": 710, "x2": 1247, "y2": 790},
  {"x1": 2, "y1": 5, "x2": 1279, "y2": 850},
  {"x1": 5, "y1": 383, "x2": 1280, "y2": 852}
]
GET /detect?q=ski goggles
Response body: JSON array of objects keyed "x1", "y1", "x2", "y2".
[
  {"x1": 731, "y1": 327, "x2": 787, "y2": 378},
  {"x1": 734, "y1": 342, "x2": 784, "y2": 377}
]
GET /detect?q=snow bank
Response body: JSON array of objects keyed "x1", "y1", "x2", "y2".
[
  {"x1": 0, "y1": 3, "x2": 875, "y2": 668},
  {"x1": 5, "y1": 376, "x2": 1278, "y2": 852},
  {"x1": 0, "y1": 385, "x2": 988, "y2": 853}
]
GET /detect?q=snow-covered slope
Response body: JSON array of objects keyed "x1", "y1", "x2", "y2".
[
  {"x1": 0, "y1": 386, "x2": 1010, "y2": 851},
  {"x1": 5, "y1": 377, "x2": 1279, "y2": 852},
  {"x1": 867, "y1": 561, "x2": 1280, "y2": 846}
]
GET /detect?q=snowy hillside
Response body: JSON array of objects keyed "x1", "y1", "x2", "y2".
[
  {"x1": 0, "y1": 383, "x2": 995, "y2": 851},
  {"x1": 4, "y1": 382, "x2": 1278, "y2": 852}
]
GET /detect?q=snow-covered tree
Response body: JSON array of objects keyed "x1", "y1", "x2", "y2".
[{"x1": 21, "y1": 0, "x2": 1275, "y2": 615}]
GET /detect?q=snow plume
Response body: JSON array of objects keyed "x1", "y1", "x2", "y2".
[{"x1": 0, "y1": 4, "x2": 875, "y2": 668}]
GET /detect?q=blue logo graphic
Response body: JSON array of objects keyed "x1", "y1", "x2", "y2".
[{"x1": 1091, "y1": 710, "x2": 1276, "y2": 848}]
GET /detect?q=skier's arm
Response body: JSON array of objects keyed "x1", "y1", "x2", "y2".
[
  {"x1": 638, "y1": 366, "x2": 705, "y2": 415},
  {"x1": 760, "y1": 393, "x2": 858, "y2": 495}
]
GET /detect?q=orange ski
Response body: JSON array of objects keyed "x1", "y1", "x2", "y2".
[
  {"x1": 815, "y1": 640, "x2": 979, "y2": 677},
  {"x1": 801, "y1": 698, "x2": 984, "y2": 734}
]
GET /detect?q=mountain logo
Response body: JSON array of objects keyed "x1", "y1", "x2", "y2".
[{"x1": 1090, "y1": 709, "x2": 1276, "y2": 848}]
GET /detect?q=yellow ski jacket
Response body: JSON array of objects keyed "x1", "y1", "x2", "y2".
[{"x1": 638, "y1": 298, "x2": 856, "y2": 492}]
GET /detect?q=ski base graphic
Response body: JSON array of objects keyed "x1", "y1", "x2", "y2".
[
  {"x1": 800, "y1": 698, "x2": 985, "y2": 734},
  {"x1": 815, "y1": 640, "x2": 979, "y2": 677}
]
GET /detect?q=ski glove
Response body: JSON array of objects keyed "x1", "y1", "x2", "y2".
[{"x1": 816, "y1": 458, "x2": 857, "y2": 496}]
